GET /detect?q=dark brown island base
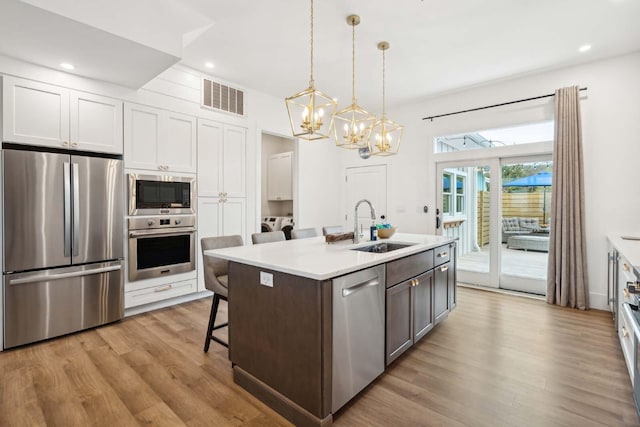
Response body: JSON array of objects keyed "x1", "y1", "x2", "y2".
[{"x1": 207, "y1": 234, "x2": 457, "y2": 426}]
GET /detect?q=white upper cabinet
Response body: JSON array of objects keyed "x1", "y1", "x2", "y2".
[
  {"x1": 124, "y1": 102, "x2": 197, "y2": 173},
  {"x1": 197, "y1": 118, "x2": 246, "y2": 198},
  {"x1": 158, "y1": 111, "x2": 197, "y2": 173},
  {"x1": 69, "y1": 91, "x2": 123, "y2": 154},
  {"x1": 2, "y1": 76, "x2": 123, "y2": 154},
  {"x1": 267, "y1": 151, "x2": 293, "y2": 201}
]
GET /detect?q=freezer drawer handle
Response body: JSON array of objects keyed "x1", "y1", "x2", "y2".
[
  {"x1": 8, "y1": 265, "x2": 122, "y2": 286},
  {"x1": 342, "y1": 279, "x2": 379, "y2": 298}
]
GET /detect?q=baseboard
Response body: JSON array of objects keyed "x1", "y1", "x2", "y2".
[{"x1": 124, "y1": 290, "x2": 211, "y2": 317}]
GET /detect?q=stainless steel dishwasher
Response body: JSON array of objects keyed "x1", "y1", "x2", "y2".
[{"x1": 332, "y1": 264, "x2": 385, "y2": 412}]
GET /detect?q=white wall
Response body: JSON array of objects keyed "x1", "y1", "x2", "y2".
[{"x1": 373, "y1": 52, "x2": 640, "y2": 310}]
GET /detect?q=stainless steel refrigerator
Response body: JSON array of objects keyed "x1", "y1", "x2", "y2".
[{"x1": 2, "y1": 147, "x2": 124, "y2": 348}]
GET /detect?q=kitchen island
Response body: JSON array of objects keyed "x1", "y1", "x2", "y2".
[{"x1": 206, "y1": 233, "x2": 457, "y2": 426}]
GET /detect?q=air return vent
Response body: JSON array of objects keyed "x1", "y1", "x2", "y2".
[{"x1": 202, "y1": 78, "x2": 244, "y2": 116}]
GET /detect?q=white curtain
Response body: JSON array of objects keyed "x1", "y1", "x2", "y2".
[{"x1": 547, "y1": 86, "x2": 589, "y2": 310}]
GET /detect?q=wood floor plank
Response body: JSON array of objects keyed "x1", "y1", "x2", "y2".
[{"x1": 0, "y1": 287, "x2": 637, "y2": 427}]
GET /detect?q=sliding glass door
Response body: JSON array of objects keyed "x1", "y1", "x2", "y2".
[
  {"x1": 499, "y1": 157, "x2": 551, "y2": 294},
  {"x1": 436, "y1": 155, "x2": 551, "y2": 294},
  {"x1": 437, "y1": 160, "x2": 500, "y2": 288}
]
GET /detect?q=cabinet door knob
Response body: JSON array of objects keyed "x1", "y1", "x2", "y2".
[
  {"x1": 414, "y1": 278, "x2": 420, "y2": 286},
  {"x1": 622, "y1": 326, "x2": 629, "y2": 338},
  {"x1": 62, "y1": 141, "x2": 69, "y2": 147},
  {"x1": 437, "y1": 251, "x2": 448, "y2": 258},
  {"x1": 71, "y1": 142, "x2": 78, "y2": 147},
  {"x1": 624, "y1": 288, "x2": 630, "y2": 298},
  {"x1": 440, "y1": 265, "x2": 449, "y2": 272}
]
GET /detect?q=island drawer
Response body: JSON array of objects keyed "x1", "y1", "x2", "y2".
[
  {"x1": 434, "y1": 244, "x2": 451, "y2": 267},
  {"x1": 386, "y1": 250, "x2": 434, "y2": 288}
]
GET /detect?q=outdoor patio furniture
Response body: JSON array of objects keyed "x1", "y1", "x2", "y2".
[
  {"x1": 506, "y1": 235, "x2": 550, "y2": 252},
  {"x1": 501, "y1": 217, "x2": 549, "y2": 243}
]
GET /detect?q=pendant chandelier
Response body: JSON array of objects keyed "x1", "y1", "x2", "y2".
[
  {"x1": 368, "y1": 41, "x2": 404, "y2": 156},
  {"x1": 332, "y1": 15, "x2": 376, "y2": 150},
  {"x1": 285, "y1": 0, "x2": 337, "y2": 141}
]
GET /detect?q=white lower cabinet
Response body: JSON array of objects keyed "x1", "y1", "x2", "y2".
[
  {"x1": 197, "y1": 197, "x2": 246, "y2": 291},
  {"x1": 125, "y1": 278, "x2": 197, "y2": 308}
]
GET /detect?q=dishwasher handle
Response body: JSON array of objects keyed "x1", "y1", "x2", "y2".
[{"x1": 342, "y1": 278, "x2": 379, "y2": 298}]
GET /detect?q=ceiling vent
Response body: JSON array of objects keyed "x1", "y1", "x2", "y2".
[{"x1": 202, "y1": 78, "x2": 244, "y2": 116}]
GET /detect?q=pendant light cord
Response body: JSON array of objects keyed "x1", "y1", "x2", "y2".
[
  {"x1": 351, "y1": 20, "x2": 356, "y2": 104},
  {"x1": 382, "y1": 47, "x2": 386, "y2": 118},
  {"x1": 309, "y1": 0, "x2": 314, "y2": 86}
]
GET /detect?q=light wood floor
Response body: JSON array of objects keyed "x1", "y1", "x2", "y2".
[{"x1": 1, "y1": 287, "x2": 638, "y2": 427}]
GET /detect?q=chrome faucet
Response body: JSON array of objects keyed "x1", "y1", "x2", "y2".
[{"x1": 353, "y1": 199, "x2": 376, "y2": 244}]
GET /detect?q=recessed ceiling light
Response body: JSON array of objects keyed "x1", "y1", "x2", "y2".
[
  {"x1": 205, "y1": 62, "x2": 215, "y2": 69},
  {"x1": 60, "y1": 62, "x2": 75, "y2": 70},
  {"x1": 578, "y1": 44, "x2": 591, "y2": 53}
]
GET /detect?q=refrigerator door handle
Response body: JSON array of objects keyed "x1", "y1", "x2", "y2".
[
  {"x1": 63, "y1": 162, "x2": 72, "y2": 257},
  {"x1": 8, "y1": 264, "x2": 122, "y2": 286},
  {"x1": 72, "y1": 162, "x2": 80, "y2": 257}
]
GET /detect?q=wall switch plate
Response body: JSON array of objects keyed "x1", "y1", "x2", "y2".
[{"x1": 260, "y1": 271, "x2": 274, "y2": 287}]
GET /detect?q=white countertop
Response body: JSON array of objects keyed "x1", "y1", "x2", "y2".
[
  {"x1": 609, "y1": 234, "x2": 640, "y2": 274},
  {"x1": 205, "y1": 233, "x2": 455, "y2": 280}
]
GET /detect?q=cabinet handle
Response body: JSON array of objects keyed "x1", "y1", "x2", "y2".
[
  {"x1": 440, "y1": 265, "x2": 449, "y2": 272},
  {"x1": 624, "y1": 263, "x2": 631, "y2": 272},
  {"x1": 61, "y1": 141, "x2": 69, "y2": 147},
  {"x1": 158, "y1": 165, "x2": 164, "y2": 171},
  {"x1": 624, "y1": 288, "x2": 630, "y2": 298},
  {"x1": 154, "y1": 284, "x2": 173, "y2": 292},
  {"x1": 622, "y1": 326, "x2": 629, "y2": 338},
  {"x1": 71, "y1": 142, "x2": 78, "y2": 147},
  {"x1": 437, "y1": 251, "x2": 448, "y2": 258},
  {"x1": 414, "y1": 278, "x2": 420, "y2": 286}
]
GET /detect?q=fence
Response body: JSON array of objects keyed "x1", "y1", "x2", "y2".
[{"x1": 476, "y1": 191, "x2": 551, "y2": 246}]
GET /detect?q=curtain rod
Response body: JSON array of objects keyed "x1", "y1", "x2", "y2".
[{"x1": 422, "y1": 87, "x2": 588, "y2": 122}]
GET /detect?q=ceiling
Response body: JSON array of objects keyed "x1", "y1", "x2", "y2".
[{"x1": 1, "y1": 0, "x2": 639, "y2": 107}]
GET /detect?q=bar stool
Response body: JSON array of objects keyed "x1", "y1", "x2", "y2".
[
  {"x1": 291, "y1": 228, "x2": 319, "y2": 239},
  {"x1": 201, "y1": 235, "x2": 243, "y2": 352},
  {"x1": 251, "y1": 231, "x2": 285, "y2": 244},
  {"x1": 322, "y1": 225, "x2": 344, "y2": 235}
]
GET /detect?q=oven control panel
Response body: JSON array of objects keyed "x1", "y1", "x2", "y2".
[{"x1": 129, "y1": 215, "x2": 196, "y2": 230}]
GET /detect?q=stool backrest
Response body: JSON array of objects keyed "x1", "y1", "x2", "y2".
[
  {"x1": 251, "y1": 231, "x2": 286, "y2": 244},
  {"x1": 322, "y1": 225, "x2": 344, "y2": 236},
  {"x1": 291, "y1": 228, "x2": 319, "y2": 239},
  {"x1": 201, "y1": 235, "x2": 243, "y2": 295}
]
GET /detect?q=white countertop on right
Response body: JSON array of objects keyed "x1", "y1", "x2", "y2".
[{"x1": 609, "y1": 235, "x2": 640, "y2": 273}]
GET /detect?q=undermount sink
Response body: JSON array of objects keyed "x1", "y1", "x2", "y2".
[{"x1": 351, "y1": 242, "x2": 415, "y2": 253}]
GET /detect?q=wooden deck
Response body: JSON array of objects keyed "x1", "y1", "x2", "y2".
[
  {"x1": 0, "y1": 287, "x2": 637, "y2": 427},
  {"x1": 458, "y1": 243, "x2": 548, "y2": 280}
]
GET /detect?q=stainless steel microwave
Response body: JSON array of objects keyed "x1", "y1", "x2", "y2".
[{"x1": 128, "y1": 173, "x2": 195, "y2": 215}]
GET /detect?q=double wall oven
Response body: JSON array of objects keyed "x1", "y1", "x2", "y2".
[{"x1": 127, "y1": 174, "x2": 196, "y2": 282}]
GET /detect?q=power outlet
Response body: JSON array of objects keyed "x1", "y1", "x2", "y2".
[{"x1": 260, "y1": 271, "x2": 274, "y2": 287}]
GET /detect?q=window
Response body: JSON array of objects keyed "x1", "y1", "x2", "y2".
[
  {"x1": 443, "y1": 172, "x2": 452, "y2": 215},
  {"x1": 442, "y1": 170, "x2": 466, "y2": 217},
  {"x1": 435, "y1": 121, "x2": 554, "y2": 153},
  {"x1": 456, "y1": 176, "x2": 465, "y2": 214}
]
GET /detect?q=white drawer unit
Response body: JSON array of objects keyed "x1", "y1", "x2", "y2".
[
  {"x1": 125, "y1": 278, "x2": 197, "y2": 308},
  {"x1": 620, "y1": 304, "x2": 636, "y2": 382}
]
